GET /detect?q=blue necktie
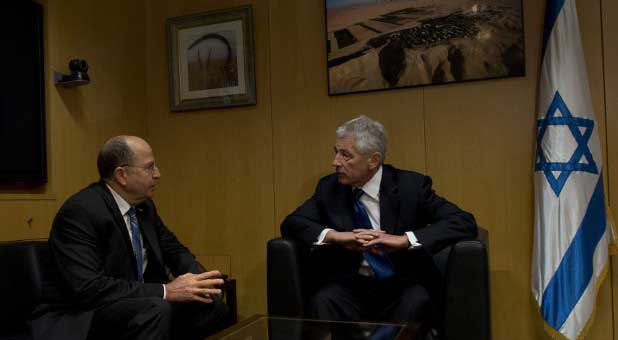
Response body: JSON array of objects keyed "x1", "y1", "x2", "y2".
[
  {"x1": 353, "y1": 189, "x2": 394, "y2": 280},
  {"x1": 127, "y1": 207, "x2": 144, "y2": 282}
]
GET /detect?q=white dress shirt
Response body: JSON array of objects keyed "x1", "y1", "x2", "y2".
[{"x1": 106, "y1": 184, "x2": 167, "y2": 298}]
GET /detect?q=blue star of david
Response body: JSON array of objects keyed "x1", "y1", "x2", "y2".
[{"x1": 535, "y1": 91, "x2": 598, "y2": 197}]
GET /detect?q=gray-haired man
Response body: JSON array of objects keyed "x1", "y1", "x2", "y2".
[{"x1": 281, "y1": 116, "x2": 477, "y2": 335}]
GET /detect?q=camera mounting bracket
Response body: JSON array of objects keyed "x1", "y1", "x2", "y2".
[
  {"x1": 54, "y1": 59, "x2": 90, "y2": 87},
  {"x1": 54, "y1": 71, "x2": 89, "y2": 87}
]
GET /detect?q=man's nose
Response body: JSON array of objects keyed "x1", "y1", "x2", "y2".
[{"x1": 332, "y1": 154, "x2": 342, "y2": 167}]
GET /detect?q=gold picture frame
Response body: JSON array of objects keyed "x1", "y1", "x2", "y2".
[{"x1": 167, "y1": 5, "x2": 256, "y2": 111}]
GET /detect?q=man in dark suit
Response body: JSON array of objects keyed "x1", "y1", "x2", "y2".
[
  {"x1": 281, "y1": 116, "x2": 477, "y2": 334},
  {"x1": 32, "y1": 136, "x2": 232, "y2": 340}
]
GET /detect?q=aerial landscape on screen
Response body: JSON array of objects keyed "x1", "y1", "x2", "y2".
[{"x1": 326, "y1": 0, "x2": 525, "y2": 94}]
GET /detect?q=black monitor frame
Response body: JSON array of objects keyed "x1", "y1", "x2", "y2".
[{"x1": 0, "y1": 1, "x2": 47, "y2": 184}]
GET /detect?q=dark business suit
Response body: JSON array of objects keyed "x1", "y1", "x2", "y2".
[
  {"x1": 32, "y1": 181, "x2": 229, "y2": 340},
  {"x1": 281, "y1": 164, "x2": 477, "y2": 327}
]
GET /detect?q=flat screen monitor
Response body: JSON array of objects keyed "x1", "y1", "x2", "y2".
[{"x1": 0, "y1": 1, "x2": 46, "y2": 184}]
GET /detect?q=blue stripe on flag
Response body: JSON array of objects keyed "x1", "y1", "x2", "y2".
[
  {"x1": 542, "y1": 0, "x2": 566, "y2": 57},
  {"x1": 540, "y1": 175, "x2": 606, "y2": 328}
]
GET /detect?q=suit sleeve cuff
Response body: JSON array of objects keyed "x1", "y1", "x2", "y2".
[
  {"x1": 314, "y1": 228, "x2": 333, "y2": 245},
  {"x1": 405, "y1": 231, "x2": 422, "y2": 249}
]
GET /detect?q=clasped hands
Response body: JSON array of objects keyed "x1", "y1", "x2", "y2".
[
  {"x1": 324, "y1": 229, "x2": 410, "y2": 253},
  {"x1": 164, "y1": 270, "x2": 225, "y2": 303}
]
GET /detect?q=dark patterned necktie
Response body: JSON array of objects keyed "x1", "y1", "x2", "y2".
[
  {"x1": 353, "y1": 189, "x2": 394, "y2": 280},
  {"x1": 127, "y1": 207, "x2": 144, "y2": 282}
]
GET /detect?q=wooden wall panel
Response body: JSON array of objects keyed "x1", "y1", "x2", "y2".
[
  {"x1": 269, "y1": 0, "x2": 345, "y2": 225},
  {"x1": 0, "y1": 0, "x2": 148, "y2": 241},
  {"x1": 269, "y1": 0, "x2": 426, "y2": 230},
  {"x1": 603, "y1": 0, "x2": 618, "y2": 337},
  {"x1": 604, "y1": 0, "x2": 618, "y2": 211},
  {"x1": 2, "y1": 0, "x2": 617, "y2": 338},
  {"x1": 144, "y1": 0, "x2": 274, "y2": 319},
  {"x1": 424, "y1": 71, "x2": 540, "y2": 339},
  {"x1": 574, "y1": 0, "x2": 614, "y2": 339},
  {"x1": 267, "y1": 0, "x2": 618, "y2": 337},
  {"x1": 195, "y1": 255, "x2": 232, "y2": 276},
  {"x1": 46, "y1": 0, "x2": 149, "y2": 200},
  {"x1": 422, "y1": 0, "x2": 614, "y2": 338}
]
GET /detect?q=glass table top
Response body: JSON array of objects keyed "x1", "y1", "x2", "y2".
[{"x1": 209, "y1": 315, "x2": 418, "y2": 340}]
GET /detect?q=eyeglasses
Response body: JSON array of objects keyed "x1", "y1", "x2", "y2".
[{"x1": 120, "y1": 162, "x2": 159, "y2": 175}]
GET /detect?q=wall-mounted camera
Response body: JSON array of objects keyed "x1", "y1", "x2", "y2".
[{"x1": 54, "y1": 59, "x2": 90, "y2": 87}]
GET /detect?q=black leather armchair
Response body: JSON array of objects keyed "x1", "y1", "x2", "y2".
[
  {"x1": 0, "y1": 239, "x2": 238, "y2": 340},
  {"x1": 0, "y1": 239, "x2": 48, "y2": 340},
  {"x1": 267, "y1": 228, "x2": 491, "y2": 340}
]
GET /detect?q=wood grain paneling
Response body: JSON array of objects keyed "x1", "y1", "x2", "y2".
[
  {"x1": 145, "y1": 0, "x2": 274, "y2": 319},
  {"x1": 424, "y1": 71, "x2": 539, "y2": 340},
  {"x1": 422, "y1": 0, "x2": 614, "y2": 338},
  {"x1": 603, "y1": 0, "x2": 618, "y2": 337},
  {"x1": 2, "y1": 0, "x2": 618, "y2": 338},
  {"x1": 269, "y1": 0, "x2": 426, "y2": 228},
  {"x1": 269, "y1": 0, "x2": 344, "y2": 224},
  {"x1": 270, "y1": 0, "x2": 616, "y2": 338},
  {"x1": 0, "y1": 0, "x2": 147, "y2": 240},
  {"x1": 195, "y1": 255, "x2": 231, "y2": 276},
  {"x1": 576, "y1": 0, "x2": 614, "y2": 338}
]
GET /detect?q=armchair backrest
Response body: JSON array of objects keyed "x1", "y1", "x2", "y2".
[
  {"x1": 442, "y1": 229, "x2": 490, "y2": 340},
  {"x1": 266, "y1": 237, "x2": 307, "y2": 316},
  {"x1": 0, "y1": 239, "x2": 47, "y2": 335}
]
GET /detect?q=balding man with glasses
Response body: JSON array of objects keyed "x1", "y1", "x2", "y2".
[{"x1": 32, "y1": 136, "x2": 232, "y2": 340}]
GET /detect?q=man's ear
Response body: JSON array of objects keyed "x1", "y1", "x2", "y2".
[
  {"x1": 368, "y1": 152, "x2": 382, "y2": 169},
  {"x1": 113, "y1": 167, "x2": 128, "y2": 186}
]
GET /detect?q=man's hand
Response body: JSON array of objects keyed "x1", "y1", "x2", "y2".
[
  {"x1": 323, "y1": 230, "x2": 366, "y2": 252},
  {"x1": 164, "y1": 270, "x2": 224, "y2": 303},
  {"x1": 354, "y1": 229, "x2": 410, "y2": 253}
]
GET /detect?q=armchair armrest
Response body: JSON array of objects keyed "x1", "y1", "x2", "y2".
[
  {"x1": 222, "y1": 278, "x2": 237, "y2": 324},
  {"x1": 267, "y1": 230, "x2": 491, "y2": 340},
  {"x1": 195, "y1": 262, "x2": 237, "y2": 324},
  {"x1": 442, "y1": 228, "x2": 491, "y2": 340},
  {"x1": 267, "y1": 237, "x2": 308, "y2": 316}
]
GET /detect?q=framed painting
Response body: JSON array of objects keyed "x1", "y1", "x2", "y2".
[
  {"x1": 167, "y1": 5, "x2": 256, "y2": 111},
  {"x1": 325, "y1": 0, "x2": 525, "y2": 95}
]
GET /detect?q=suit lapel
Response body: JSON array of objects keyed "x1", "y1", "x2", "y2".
[
  {"x1": 93, "y1": 182, "x2": 136, "y2": 267},
  {"x1": 379, "y1": 166, "x2": 399, "y2": 234},
  {"x1": 332, "y1": 184, "x2": 356, "y2": 230},
  {"x1": 135, "y1": 205, "x2": 163, "y2": 267}
]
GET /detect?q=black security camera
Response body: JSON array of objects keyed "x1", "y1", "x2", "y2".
[
  {"x1": 54, "y1": 58, "x2": 90, "y2": 87},
  {"x1": 68, "y1": 59, "x2": 89, "y2": 81}
]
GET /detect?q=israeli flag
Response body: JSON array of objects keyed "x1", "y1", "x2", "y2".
[{"x1": 531, "y1": 0, "x2": 613, "y2": 339}]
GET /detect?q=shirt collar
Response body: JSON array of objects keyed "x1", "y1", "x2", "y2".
[
  {"x1": 106, "y1": 183, "x2": 132, "y2": 216},
  {"x1": 359, "y1": 165, "x2": 382, "y2": 201}
]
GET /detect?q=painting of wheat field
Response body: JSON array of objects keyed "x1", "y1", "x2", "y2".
[{"x1": 167, "y1": 5, "x2": 256, "y2": 111}]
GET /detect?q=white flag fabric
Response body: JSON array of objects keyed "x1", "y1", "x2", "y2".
[{"x1": 531, "y1": 0, "x2": 612, "y2": 339}]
